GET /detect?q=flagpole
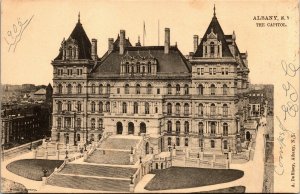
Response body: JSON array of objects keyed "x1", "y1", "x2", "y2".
[
  {"x1": 158, "y1": 20, "x2": 160, "y2": 46},
  {"x1": 143, "y1": 21, "x2": 145, "y2": 46}
]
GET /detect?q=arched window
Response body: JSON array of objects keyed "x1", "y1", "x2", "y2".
[
  {"x1": 167, "y1": 84, "x2": 172, "y2": 94},
  {"x1": 125, "y1": 84, "x2": 129, "y2": 94},
  {"x1": 91, "y1": 101, "x2": 96, "y2": 113},
  {"x1": 198, "y1": 122, "x2": 204, "y2": 135},
  {"x1": 76, "y1": 118, "x2": 81, "y2": 129},
  {"x1": 57, "y1": 117, "x2": 62, "y2": 129},
  {"x1": 198, "y1": 103, "x2": 204, "y2": 116},
  {"x1": 99, "y1": 84, "x2": 103, "y2": 94},
  {"x1": 223, "y1": 140, "x2": 228, "y2": 149},
  {"x1": 91, "y1": 118, "x2": 95, "y2": 130},
  {"x1": 77, "y1": 84, "x2": 82, "y2": 94},
  {"x1": 176, "y1": 121, "x2": 180, "y2": 133},
  {"x1": 140, "y1": 122, "x2": 146, "y2": 134},
  {"x1": 136, "y1": 84, "x2": 141, "y2": 94},
  {"x1": 184, "y1": 103, "x2": 189, "y2": 116},
  {"x1": 210, "y1": 103, "x2": 216, "y2": 116},
  {"x1": 184, "y1": 84, "x2": 189, "y2": 94},
  {"x1": 223, "y1": 84, "x2": 228, "y2": 95},
  {"x1": 176, "y1": 84, "x2": 180, "y2": 95},
  {"x1": 168, "y1": 137, "x2": 172, "y2": 146},
  {"x1": 58, "y1": 84, "x2": 63, "y2": 94},
  {"x1": 126, "y1": 63, "x2": 130, "y2": 73},
  {"x1": 175, "y1": 103, "x2": 180, "y2": 115},
  {"x1": 211, "y1": 122, "x2": 216, "y2": 134},
  {"x1": 210, "y1": 42, "x2": 215, "y2": 55},
  {"x1": 122, "y1": 102, "x2": 127, "y2": 113},
  {"x1": 57, "y1": 101, "x2": 62, "y2": 112},
  {"x1": 106, "y1": 84, "x2": 111, "y2": 94},
  {"x1": 167, "y1": 103, "x2": 172, "y2": 115},
  {"x1": 99, "y1": 102, "x2": 103, "y2": 113},
  {"x1": 67, "y1": 84, "x2": 72, "y2": 94},
  {"x1": 134, "y1": 102, "x2": 138, "y2": 114},
  {"x1": 91, "y1": 84, "x2": 96, "y2": 94},
  {"x1": 147, "y1": 84, "x2": 152, "y2": 94},
  {"x1": 223, "y1": 123, "x2": 228, "y2": 136},
  {"x1": 184, "y1": 121, "x2": 189, "y2": 134},
  {"x1": 142, "y1": 66, "x2": 145, "y2": 73},
  {"x1": 211, "y1": 140, "x2": 215, "y2": 148},
  {"x1": 67, "y1": 101, "x2": 72, "y2": 111},
  {"x1": 185, "y1": 138, "x2": 189, "y2": 146},
  {"x1": 176, "y1": 137, "x2": 180, "y2": 146},
  {"x1": 223, "y1": 104, "x2": 228, "y2": 117},
  {"x1": 145, "y1": 102, "x2": 150, "y2": 114},
  {"x1": 106, "y1": 102, "x2": 110, "y2": 112},
  {"x1": 198, "y1": 84, "x2": 204, "y2": 95},
  {"x1": 98, "y1": 119, "x2": 103, "y2": 130},
  {"x1": 167, "y1": 121, "x2": 172, "y2": 132},
  {"x1": 210, "y1": 84, "x2": 216, "y2": 95}
]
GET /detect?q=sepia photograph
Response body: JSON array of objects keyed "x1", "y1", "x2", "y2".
[{"x1": 1, "y1": 0, "x2": 299, "y2": 193}]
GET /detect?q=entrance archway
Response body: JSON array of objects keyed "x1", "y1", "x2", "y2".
[
  {"x1": 246, "y1": 131, "x2": 251, "y2": 140},
  {"x1": 145, "y1": 142, "x2": 149, "y2": 154},
  {"x1": 128, "y1": 122, "x2": 134, "y2": 134},
  {"x1": 117, "y1": 122, "x2": 123, "y2": 134},
  {"x1": 140, "y1": 122, "x2": 146, "y2": 134}
]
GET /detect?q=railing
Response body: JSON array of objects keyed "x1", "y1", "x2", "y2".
[{"x1": 3, "y1": 139, "x2": 43, "y2": 160}]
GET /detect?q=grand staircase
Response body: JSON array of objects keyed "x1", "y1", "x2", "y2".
[{"x1": 46, "y1": 135, "x2": 143, "y2": 192}]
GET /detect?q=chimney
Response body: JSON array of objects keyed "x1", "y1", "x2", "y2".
[
  {"x1": 193, "y1": 35, "x2": 199, "y2": 53},
  {"x1": 164, "y1": 28, "x2": 170, "y2": 54},
  {"x1": 119, "y1": 30, "x2": 125, "y2": 55},
  {"x1": 108, "y1": 38, "x2": 114, "y2": 52},
  {"x1": 91, "y1": 39, "x2": 98, "y2": 60}
]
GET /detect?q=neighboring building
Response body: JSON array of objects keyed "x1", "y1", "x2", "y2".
[
  {"x1": 1, "y1": 104, "x2": 52, "y2": 149},
  {"x1": 248, "y1": 89, "x2": 265, "y2": 118},
  {"x1": 51, "y1": 8, "x2": 250, "y2": 154},
  {"x1": 33, "y1": 88, "x2": 47, "y2": 102}
]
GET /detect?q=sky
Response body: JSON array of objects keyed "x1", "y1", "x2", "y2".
[{"x1": 1, "y1": 0, "x2": 298, "y2": 85}]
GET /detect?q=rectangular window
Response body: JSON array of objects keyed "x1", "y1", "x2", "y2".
[
  {"x1": 67, "y1": 69, "x2": 72, "y2": 76},
  {"x1": 157, "y1": 88, "x2": 160, "y2": 94},
  {"x1": 201, "y1": 68, "x2": 204, "y2": 75},
  {"x1": 221, "y1": 68, "x2": 225, "y2": 75},
  {"x1": 213, "y1": 68, "x2": 216, "y2": 75},
  {"x1": 117, "y1": 88, "x2": 120, "y2": 94},
  {"x1": 197, "y1": 68, "x2": 200, "y2": 75},
  {"x1": 209, "y1": 68, "x2": 212, "y2": 75},
  {"x1": 225, "y1": 68, "x2": 229, "y2": 75}
]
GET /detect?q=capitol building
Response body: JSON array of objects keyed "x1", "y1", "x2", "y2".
[{"x1": 51, "y1": 8, "x2": 250, "y2": 155}]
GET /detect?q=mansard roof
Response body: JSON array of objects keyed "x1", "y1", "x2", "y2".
[
  {"x1": 90, "y1": 46, "x2": 191, "y2": 76},
  {"x1": 54, "y1": 21, "x2": 92, "y2": 60},
  {"x1": 194, "y1": 15, "x2": 233, "y2": 57}
]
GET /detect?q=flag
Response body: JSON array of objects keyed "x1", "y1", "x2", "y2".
[{"x1": 143, "y1": 21, "x2": 146, "y2": 37}]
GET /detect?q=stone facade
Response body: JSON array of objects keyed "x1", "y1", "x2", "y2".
[{"x1": 51, "y1": 9, "x2": 250, "y2": 154}]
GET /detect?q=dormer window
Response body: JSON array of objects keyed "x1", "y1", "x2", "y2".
[{"x1": 210, "y1": 42, "x2": 215, "y2": 55}]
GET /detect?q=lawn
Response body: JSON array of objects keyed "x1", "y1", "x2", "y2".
[
  {"x1": 198, "y1": 186, "x2": 246, "y2": 193},
  {"x1": 1, "y1": 177, "x2": 28, "y2": 193},
  {"x1": 6, "y1": 159, "x2": 64, "y2": 181},
  {"x1": 145, "y1": 167, "x2": 244, "y2": 190}
]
